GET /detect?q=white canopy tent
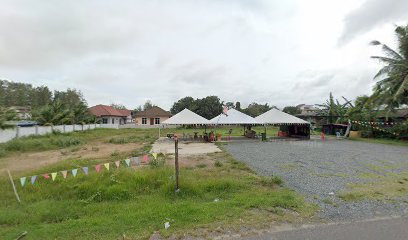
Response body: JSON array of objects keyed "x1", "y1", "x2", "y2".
[
  {"x1": 210, "y1": 108, "x2": 259, "y2": 125},
  {"x1": 255, "y1": 109, "x2": 309, "y2": 125},
  {"x1": 162, "y1": 108, "x2": 210, "y2": 125}
]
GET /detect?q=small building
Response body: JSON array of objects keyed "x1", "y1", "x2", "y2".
[
  {"x1": 134, "y1": 106, "x2": 172, "y2": 126},
  {"x1": 322, "y1": 124, "x2": 348, "y2": 135},
  {"x1": 89, "y1": 105, "x2": 131, "y2": 125},
  {"x1": 9, "y1": 106, "x2": 32, "y2": 120}
]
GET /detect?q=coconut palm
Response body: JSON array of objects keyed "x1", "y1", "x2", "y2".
[{"x1": 370, "y1": 25, "x2": 408, "y2": 112}]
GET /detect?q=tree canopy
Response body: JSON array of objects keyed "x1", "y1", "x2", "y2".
[
  {"x1": 370, "y1": 24, "x2": 408, "y2": 111},
  {"x1": 282, "y1": 106, "x2": 301, "y2": 115}
]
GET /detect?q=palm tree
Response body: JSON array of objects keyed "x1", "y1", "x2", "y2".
[
  {"x1": 370, "y1": 25, "x2": 408, "y2": 113},
  {"x1": 317, "y1": 93, "x2": 352, "y2": 124}
]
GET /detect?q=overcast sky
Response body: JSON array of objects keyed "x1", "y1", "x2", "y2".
[{"x1": 1, "y1": 0, "x2": 407, "y2": 110}]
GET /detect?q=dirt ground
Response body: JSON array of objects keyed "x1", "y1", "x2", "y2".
[
  {"x1": 0, "y1": 142, "x2": 142, "y2": 174},
  {"x1": 151, "y1": 137, "x2": 221, "y2": 155}
]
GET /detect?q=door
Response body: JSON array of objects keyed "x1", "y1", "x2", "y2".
[{"x1": 150, "y1": 118, "x2": 154, "y2": 125}]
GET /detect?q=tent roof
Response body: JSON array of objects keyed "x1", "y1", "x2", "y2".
[
  {"x1": 162, "y1": 108, "x2": 209, "y2": 125},
  {"x1": 255, "y1": 109, "x2": 310, "y2": 124},
  {"x1": 210, "y1": 108, "x2": 259, "y2": 124}
]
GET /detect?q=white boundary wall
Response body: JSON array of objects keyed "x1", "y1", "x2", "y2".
[
  {"x1": 0, "y1": 124, "x2": 110, "y2": 143},
  {"x1": 0, "y1": 124, "x2": 179, "y2": 143}
]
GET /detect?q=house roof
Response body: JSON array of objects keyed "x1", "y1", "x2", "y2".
[
  {"x1": 255, "y1": 109, "x2": 310, "y2": 124},
  {"x1": 89, "y1": 105, "x2": 130, "y2": 117},
  {"x1": 134, "y1": 106, "x2": 172, "y2": 118},
  {"x1": 162, "y1": 108, "x2": 209, "y2": 125},
  {"x1": 210, "y1": 108, "x2": 259, "y2": 125}
]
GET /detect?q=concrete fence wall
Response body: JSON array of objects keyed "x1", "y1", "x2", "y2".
[
  {"x1": 0, "y1": 123, "x2": 179, "y2": 143},
  {"x1": 0, "y1": 124, "x2": 111, "y2": 143}
]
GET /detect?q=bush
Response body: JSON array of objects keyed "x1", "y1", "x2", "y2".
[
  {"x1": 214, "y1": 160, "x2": 223, "y2": 167},
  {"x1": 260, "y1": 176, "x2": 284, "y2": 187}
]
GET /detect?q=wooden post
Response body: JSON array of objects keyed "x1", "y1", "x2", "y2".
[
  {"x1": 175, "y1": 138, "x2": 180, "y2": 191},
  {"x1": 7, "y1": 170, "x2": 21, "y2": 203}
]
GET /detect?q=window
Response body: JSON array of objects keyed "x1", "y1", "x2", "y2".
[
  {"x1": 112, "y1": 118, "x2": 114, "y2": 124},
  {"x1": 142, "y1": 118, "x2": 147, "y2": 125},
  {"x1": 102, "y1": 118, "x2": 108, "y2": 124},
  {"x1": 155, "y1": 118, "x2": 160, "y2": 124}
]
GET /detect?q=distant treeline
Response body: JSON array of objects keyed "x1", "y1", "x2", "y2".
[{"x1": 0, "y1": 80, "x2": 94, "y2": 126}]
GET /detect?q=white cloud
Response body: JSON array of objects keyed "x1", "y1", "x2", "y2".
[{"x1": 0, "y1": 0, "x2": 406, "y2": 110}]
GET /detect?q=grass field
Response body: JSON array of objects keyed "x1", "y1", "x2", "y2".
[
  {"x1": 348, "y1": 137, "x2": 408, "y2": 147},
  {"x1": 0, "y1": 127, "x2": 315, "y2": 239}
]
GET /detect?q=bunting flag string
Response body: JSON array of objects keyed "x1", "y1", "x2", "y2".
[
  {"x1": 15, "y1": 153, "x2": 159, "y2": 187},
  {"x1": 51, "y1": 172, "x2": 57, "y2": 181},
  {"x1": 143, "y1": 155, "x2": 149, "y2": 163},
  {"x1": 351, "y1": 120, "x2": 406, "y2": 126},
  {"x1": 152, "y1": 153, "x2": 158, "y2": 160},
  {"x1": 20, "y1": 177, "x2": 26, "y2": 187},
  {"x1": 31, "y1": 176, "x2": 37, "y2": 185},
  {"x1": 352, "y1": 120, "x2": 399, "y2": 136},
  {"x1": 125, "y1": 159, "x2": 131, "y2": 167}
]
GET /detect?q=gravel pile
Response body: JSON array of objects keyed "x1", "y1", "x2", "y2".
[{"x1": 224, "y1": 139, "x2": 408, "y2": 221}]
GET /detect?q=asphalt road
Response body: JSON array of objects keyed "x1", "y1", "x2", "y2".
[{"x1": 244, "y1": 216, "x2": 408, "y2": 240}]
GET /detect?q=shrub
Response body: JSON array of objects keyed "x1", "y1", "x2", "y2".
[
  {"x1": 108, "y1": 137, "x2": 129, "y2": 144},
  {"x1": 196, "y1": 163, "x2": 207, "y2": 168},
  {"x1": 260, "y1": 176, "x2": 284, "y2": 187},
  {"x1": 214, "y1": 160, "x2": 223, "y2": 167}
]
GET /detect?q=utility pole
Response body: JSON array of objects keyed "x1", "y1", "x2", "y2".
[{"x1": 174, "y1": 137, "x2": 180, "y2": 191}]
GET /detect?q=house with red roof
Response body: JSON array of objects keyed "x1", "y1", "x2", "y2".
[{"x1": 89, "y1": 105, "x2": 132, "y2": 125}]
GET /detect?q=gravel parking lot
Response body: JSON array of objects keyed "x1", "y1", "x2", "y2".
[{"x1": 224, "y1": 139, "x2": 408, "y2": 221}]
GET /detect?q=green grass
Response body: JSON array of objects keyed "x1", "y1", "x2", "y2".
[
  {"x1": 0, "y1": 128, "x2": 316, "y2": 239},
  {"x1": 0, "y1": 128, "x2": 159, "y2": 158},
  {"x1": 339, "y1": 171, "x2": 408, "y2": 201},
  {"x1": 348, "y1": 137, "x2": 408, "y2": 147},
  {"x1": 0, "y1": 157, "x2": 315, "y2": 239}
]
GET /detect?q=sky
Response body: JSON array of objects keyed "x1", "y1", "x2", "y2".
[{"x1": 0, "y1": 0, "x2": 407, "y2": 110}]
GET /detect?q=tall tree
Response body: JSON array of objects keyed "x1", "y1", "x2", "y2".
[
  {"x1": 317, "y1": 93, "x2": 352, "y2": 124},
  {"x1": 0, "y1": 107, "x2": 17, "y2": 129},
  {"x1": 110, "y1": 103, "x2": 127, "y2": 110},
  {"x1": 143, "y1": 100, "x2": 156, "y2": 111},
  {"x1": 195, "y1": 96, "x2": 223, "y2": 119},
  {"x1": 370, "y1": 25, "x2": 408, "y2": 112},
  {"x1": 282, "y1": 106, "x2": 301, "y2": 115},
  {"x1": 224, "y1": 102, "x2": 235, "y2": 109},
  {"x1": 242, "y1": 102, "x2": 274, "y2": 117},
  {"x1": 235, "y1": 101, "x2": 241, "y2": 110},
  {"x1": 170, "y1": 96, "x2": 195, "y2": 114}
]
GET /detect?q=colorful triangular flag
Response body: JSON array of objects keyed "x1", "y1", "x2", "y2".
[
  {"x1": 31, "y1": 175, "x2": 37, "y2": 185},
  {"x1": 143, "y1": 155, "x2": 148, "y2": 163},
  {"x1": 104, "y1": 163, "x2": 110, "y2": 171},
  {"x1": 20, "y1": 177, "x2": 26, "y2": 187},
  {"x1": 95, "y1": 164, "x2": 101, "y2": 172},
  {"x1": 131, "y1": 157, "x2": 139, "y2": 165},
  {"x1": 72, "y1": 169, "x2": 78, "y2": 177},
  {"x1": 61, "y1": 170, "x2": 68, "y2": 179},
  {"x1": 115, "y1": 161, "x2": 120, "y2": 168},
  {"x1": 82, "y1": 167, "x2": 89, "y2": 175},
  {"x1": 43, "y1": 174, "x2": 50, "y2": 179},
  {"x1": 51, "y1": 172, "x2": 57, "y2": 181},
  {"x1": 125, "y1": 159, "x2": 130, "y2": 167},
  {"x1": 152, "y1": 153, "x2": 158, "y2": 159}
]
